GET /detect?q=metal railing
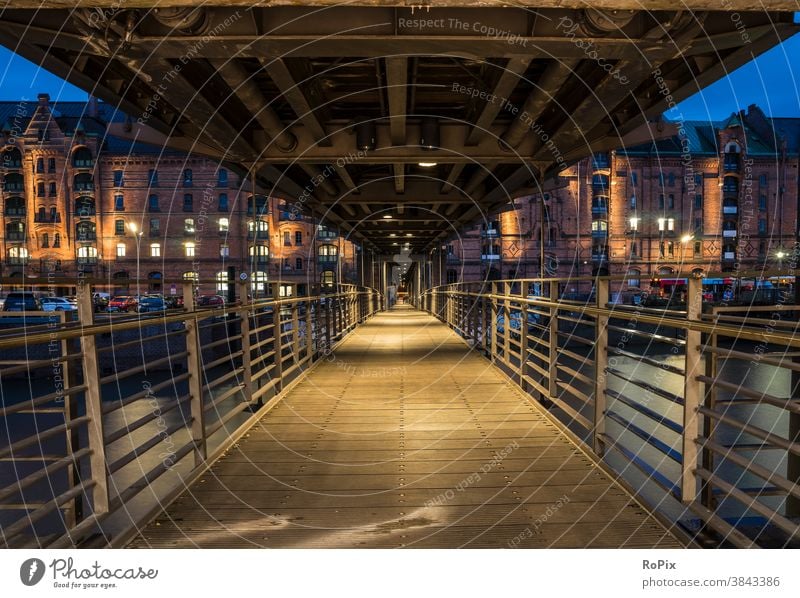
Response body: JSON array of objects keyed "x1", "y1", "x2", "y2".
[
  {"x1": 0, "y1": 279, "x2": 383, "y2": 548},
  {"x1": 415, "y1": 276, "x2": 800, "y2": 548}
]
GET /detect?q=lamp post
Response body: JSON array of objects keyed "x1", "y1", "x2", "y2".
[
  {"x1": 128, "y1": 222, "x2": 143, "y2": 297},
  {"x1": 777, "y1": 250, "x2": 786, "y2": 272}
]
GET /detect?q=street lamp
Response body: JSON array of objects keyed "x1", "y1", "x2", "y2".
[
  {"x1": 128, "y1": 222, "x2": 144, "y2": 297},
  {"x1": 777, "y1": 250, "x2": 786, "y2": 272}
]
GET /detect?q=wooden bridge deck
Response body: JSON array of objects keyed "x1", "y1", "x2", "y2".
[{"x1": 129, "y1": 306, "x2": 682, "y2": 548}]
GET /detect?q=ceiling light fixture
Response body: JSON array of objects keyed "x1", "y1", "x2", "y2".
[{"x1": 418, "y1": 162, "x2": 438, "y2": 168}]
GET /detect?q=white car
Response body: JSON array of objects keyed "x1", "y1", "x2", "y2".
[{"x1": 40, "y1": 297, "x2": 79, "y2": 312}]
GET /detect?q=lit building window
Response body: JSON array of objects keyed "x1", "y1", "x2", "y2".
[
  {"x1": 219, "y1": 217, "x2": 229, "y2": 232},
  {"x1": 184, "y1": 218, "x2": 195, "y2": 234},
  {"x1": 629, "y1": 217, "x2": 639, "y2": 231},
  {"x1": 185, "y1": 242, "x2": 196, "y2": 257},
  {"x1": 116, "y1": 243, "x2": 126, "y2": 258},
  {"x1": 150, "y1": 243, "x2": 161, "y2": 257},
  {"x1": 658, "y1": 218, "x2": 666, "y2": 231},
  {"x1": 667, "y1": 218, "x2": 675, "y2": 231},
  {"x1": 216, "y1": 272, "x2": 229, "y2": 292},
  {"x1": 220, "y1": 244, "x2": 229, "y2": 257},
  {"x1": 251, "y1": 271, "x2": 268, "y2": 295}
]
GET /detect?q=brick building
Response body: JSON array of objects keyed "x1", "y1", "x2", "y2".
[
  {"x1": 0, "y1": 94, "x2": 360, "y2": 297},
  {"x1": 432, "y1": 105, "x2": 800, "y2": 297}
]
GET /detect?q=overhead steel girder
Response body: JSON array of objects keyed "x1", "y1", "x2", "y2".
[{"x1": 0, "y1": 4, "x2": 796, "y2": 256}]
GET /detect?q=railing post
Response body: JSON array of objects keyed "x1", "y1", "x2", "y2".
[
  {"x1": 547, "y1": 281, "x2": 559, "y2": 403},
  {"x1": 306, "y1": 296, "x2": 314, "y2": 366},
  {"x1": 76, "y1": 283, "x2": 109, "y2": 515},
  {"x1": 61, "y1": 309, "x2": 81, "y2": 527},
  {"x1": 681, "y1": 274, "x2": 703, "y2": 503},
  {"x1": 237, "y1": 281, "x2": 254, "y2": 405},
  {"x1": 183, "y1": 283, "x2": 207, "y2": 466},
  {"x1": 325, "y1": 294, "x2": 333, "y2": 350},
  {"x1": 490, "y1": 283, "x2": 498, "y2": 364},
  {"x1": 291, "y1": 298, "x2": 301, "y2": 368},
  {"x1": 272, "y1": 282, "x2": 284, "y2": 395},
  {"x1": 520, "y1": 284, "x2": 528, "y2": 386},
  {"x1": 593, "y1": 278, "x2": 609, "y2": 456}
]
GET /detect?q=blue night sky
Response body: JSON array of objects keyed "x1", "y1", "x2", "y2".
[{"x1": 0, "y1": 33, "x2": 799, "y2": 121}]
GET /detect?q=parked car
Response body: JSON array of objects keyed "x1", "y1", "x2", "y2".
[
  {"x1": 137, "y1": 296, "x2": 167, "y2": 313},
  {"x1": 40, "y1": 297, "x2": 79, "y2": 312},
  {"x1": 93, "y1": 292, "x2": 110, "y2": 312},
  {"x1": 108, "y1": 295, "x2": 138, "y2": 312},
  {"x1": 164, "y1": 295, "x2": 184, "y2": 309},
  {"x1": 2, "y1": 292, "x2": 43, "y2": 312},
  {"x1": 196, "y1": 294, "x2": 225, "y2": 308}
]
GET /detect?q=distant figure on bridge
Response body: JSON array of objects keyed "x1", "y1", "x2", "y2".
[{"x1": 387, "y1": 284, "x2": 397, "y2": 307}]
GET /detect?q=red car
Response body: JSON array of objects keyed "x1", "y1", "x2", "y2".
[
  {"x1": 108, "y1": 295, "x2": 138, "y2": 312},
  {"x1": 196, "y1": 294, "x2": 225, "y2": 308}
]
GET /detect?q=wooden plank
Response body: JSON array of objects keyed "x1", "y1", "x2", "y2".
[{"x1": 128, "y1": 305, "x2": 681, "y2": 548}]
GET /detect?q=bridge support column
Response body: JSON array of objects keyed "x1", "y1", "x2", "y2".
[
  {"x1": 681, "y1": 275, "x2": 704, "y2": 503},
  {"x1": 593, "y1": 278, "x2": 609, "y2": 456}
]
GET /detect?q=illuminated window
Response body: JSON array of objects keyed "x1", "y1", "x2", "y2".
[
  {"x1": 116, "y1": 243, "x2": 126, "y2": 258},
  {"x1": 185, "y1": 242, "x2": 196, "y2": 257},
  {"x1": 629, "y1": 217, "x2": 639, "y2": 231},
  {"x1": 219, "y1": 217, "x2": 229, "y2": 232},
  {"x1": 216, "y1": 272, "x2": 228, "y2": 292},
  {"x1": 150, "y1": 243, "x2": 161, "y2": 257}
]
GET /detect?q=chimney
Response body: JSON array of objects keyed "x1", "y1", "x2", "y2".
[
  {"x1": 87, "y1": 95, "x2": 98, "y2": 118},
  {"x1": 37, "y1": 93, "x2": 50, "y2": 106}
]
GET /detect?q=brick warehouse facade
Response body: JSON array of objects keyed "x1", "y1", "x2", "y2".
[
  {"x1": 431, "y1": 105, "x2": 800, "y2": 298},
  {"x1": 0, "y1": 94, "x2": 359, "y2": 296}
]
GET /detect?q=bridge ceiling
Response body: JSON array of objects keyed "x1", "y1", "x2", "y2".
[{"x1": 0, "y1": 5, "x2": 796, "y2": 253}]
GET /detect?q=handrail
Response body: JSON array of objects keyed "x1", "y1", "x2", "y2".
[
  {"x1": 0, "y1": 279, "x2": 384, "y2": 548},
  {"x1": 416, "y1": 277, "x2": 800, "y2": 548}
]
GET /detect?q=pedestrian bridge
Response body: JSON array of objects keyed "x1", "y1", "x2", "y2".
[{"x1": 1, "y1": 277, "x2": 798, "y2": 549}]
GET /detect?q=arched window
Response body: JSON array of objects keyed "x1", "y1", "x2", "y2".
[
  {"x1": 247, "y1": 219, "x2": 268, "y2": 238},
  {"x1": 73, "y1": 173, "x2": 94, "y2": 191},
  {"x1": 320, "y1": 271, "x2": 335, "y2": 287},
  {"x1": 76, "y1": 221, "x2": 96, "y2": 241},
  {"x1": 318, "y1": 244, "x2": 338, "y2": 263},
  {"x1": 4, "y1": 196, "x2": 25, "y2": 216},
  {"x1": 217, "y1": 168, "x2": 228, "y2": 187},
  {"x1": 148, "y1": 271, "x2": 162, "y2": 292},
  {"x1": 41, "y1": 232, "x2": 49, "y2": 248},
  {"x1": 3, "y1": 173, "x2": 24, "y2": 192},
  {"x1": 53, "y1": 233, "x2": 61, "y2": 248},
  {"x1": 627, "y1": 268, "x2": 641, "y2": 288},
  {"x1": 249, "y1": 244, "x2": 269, "y2": 264},
  {"x1": 72, "y1": 147, "x2": 94, "y2": 168},
  {"x1": 75, "y1": 194, "x2": 95, "y2": 215},
  {"x1": 7, "y1": 246, "x2": 29, "y2": 264},
  {"x1": 723, "y1": 176, "x2": 739, "y2": 194},
  {"x1": 5, "y1": 221, "x2": 25, "y2": 240},
  {"x1": 591, "y1": 174, "x2": 609, "y2": 193},
  {"x1": 1, "y1": 147, "x2": 22, "y2": 168},
  {"x1": 76, "y1": 245, "x2": 98, "y2": 264}
]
